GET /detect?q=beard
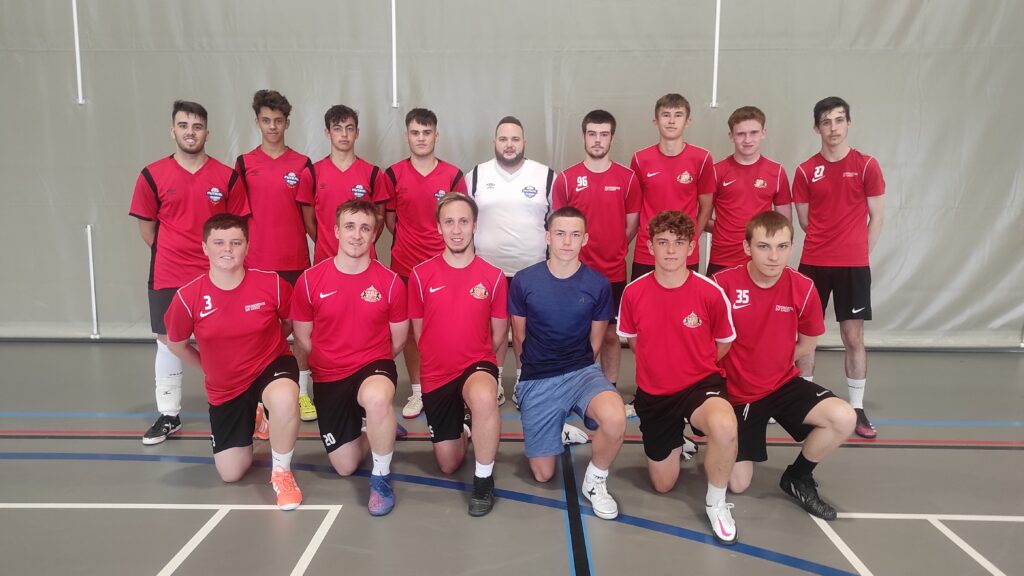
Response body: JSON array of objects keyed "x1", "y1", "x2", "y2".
[{"x1": 495, "y1": 149, "x2": 525, "y2": 168}]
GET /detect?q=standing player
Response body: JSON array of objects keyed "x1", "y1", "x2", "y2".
[
  {"x1": 164, "y1": 214, "x2": 302, "y2": 510},
  {"x1": 510, "y1": 207, "x2": 627, "y2": 520},
  {"x1": 466, "y1": 116, "x2": 555, "y2": 405},
  {"x1": 235, "y1": 89, "x2": 317, "y2": 423},
  {"x1": 129, "y1": 100, "x2": 249, "y2": 445},
  {"x1": 291, "y1": 200, "x2": 408, "y2": 516},
  {"x1": 793, "y1": 97, "x2": 885, "y2": 439},
  {"x1": 552, "y1": 109, "x2": 641, "y2": 390},
  {"x1": 408, "y1": 194, "x2": 506, "y2": 517},
  {"x1": 630, "y1": 94, "x2": 715, "y2": 279},
  {"x1": 385, "y1": 109, "x2": 467, "y2": 420},
  {"x1": 618, "y1": 211, "x2": 740, "y2": 545},
  {"x1": 713, "y1": 211, "x2": 855, "y2": 519},
  {"x1": 706, "y1": 106, "x2": 792, "y2": 277}
]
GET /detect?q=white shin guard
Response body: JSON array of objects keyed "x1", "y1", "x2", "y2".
[{"x1": 155, "y1": 340, "x2": 184, "y2": 416}]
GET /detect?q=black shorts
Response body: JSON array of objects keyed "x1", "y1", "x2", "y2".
[
  {"x1": 276, "y1": 270, "x2": 304, "y2": 286},
  {"x1": 148, "y1": 288, "x2": 178, "y2": 334},
  {"x1": 634, "y1": 372, "x2": 726, "y2": 462},
  {"x1": 734, "y1": 377, "x2": 836, "y2": 462},
  {"x1": 208, "y1": 355, "x2": 299, "y2": 454},
  {"x1": 630, "y1": 261, "x2": 698, "y2": 282},
  {"x1": 609, "y1": 280, "x2": 626, "y2": 323},
  {"x1": 798, "y1": 264, "x2": 872, "y2": 322},
  {"x1": 422, "y1": 361, "x2": 498, "y2": 443},
  {"x1": 313, "y1": 359, "x2": 398, "y2": 453}
]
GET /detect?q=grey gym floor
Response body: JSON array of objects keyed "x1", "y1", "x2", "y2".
[{"x1": 0, "y1": 342, "x2": 1021, "y2": 575}]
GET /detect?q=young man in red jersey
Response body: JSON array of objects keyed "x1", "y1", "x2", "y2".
[
  {"x1": 630, "y1": 94, "x2": 715, "y2": 279},
  {"x1": 552, "y1": 109, "x2": 641, "y2": 392},
  {"x1": 291, "y1": 200, "x2": 409, "y2": 516},
  {"x1": 385, "y1": 109, "x2": 468, "y2": 421},
  {"x1": 618, "y1": 211, "x2": 739, "y2": 545},
  {"x1": 164, "y1": 214, "x2": 302, "y2": 510},
  {"x1": 713, "y1": 211, "x2": 855, "y2": 520},
  {"x1": 129, "y1": 100, "x2": 249, "y2": 446},
  {"x1": 705, "y1": 106, "x2": 792, "y2": 277},
  {"x1": 235, "y1": 89, "x2": 317, "y2": 424},
  {"x1": 793, "y1": 97, "x2": 885, "y2": 439},
  {"x1": 408, "y1": 194, "x2": 506, "y2": 517}
]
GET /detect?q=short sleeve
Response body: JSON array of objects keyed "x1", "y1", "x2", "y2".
[
  {"x1": 295, "y1": 164, "x2": 315, "y2": 206},
  {"x1": 372, "y1": 166, "x2": 393, "y2": 204},
  {"x1": 227, "y1": 170, "x2": 250, "y2": 217},
  {"x1": 407, "y1": 269, "x2": 424, "y2": 319},
  {"x1": 388, "y1": 274, "x2": 408, "y2": 323},
  {"x1": 289, "y1": 272, "x2": 314, "y2": 322},
  {"x1": 774, "y1": 166, "x2": 792, "y2": 206},
  {"x1": 616, "y1": 285, "x2": 637, "y2": 337},
  {"x1": 277, "y1": 275, "x2": 293, "y2": 318},
  {"x1": 697, "y1": 152, "x2": 716, "y2": 195},
  {"x1": 624, "y1": 171, "x2": 642, "y2": 214},
  {"x1": 550, "y1": 172, "x2": 569, "y2": 211},
  {"x1": 798, "y1": 281, "x2": 826, "y2": 338},
  {"x1": 791, "y1": 164, "x2": 810, "y2": 203},
  {"x1": 863, "y1": 157, "x2": 885, "y2": 197},
  {"x1": 489, "y1": 272, "x2": 509, "y2": 319},
  {"x1": 507, "y1": 273, "x2": 527, "y2": 317},
  {"x1": 129, "y1": 170, "x2": 158, "y2": 220},
  {"x1": 593, "y1": 276, "x2": 613, "y2": 322},
  {"x1": 708, "y1": 284, "x2": 736, "y2": 343},
  {"x1": 164, "y1": 290, "x2": 195, "y2": 343}
]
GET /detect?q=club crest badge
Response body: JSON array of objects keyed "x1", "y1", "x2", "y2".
[
  {"x1": 522, "y1": 186, "x2": 538, "y2": 198},
  {"x1": 352, "y1": 184, "x2": 368, "y2": 198},
  {"x1": 206, "y1": 187, "x2": 224, "y2": 203},
  {"x1": 677, "y1": 172, "x2": 692, "y2": 184},
  {"x1": 754, "y1": 178, "x2": 767, "y2": 189},
  {"x1": 360, "y1": 285, "x2": 382, "y2": 303},
  {"x1": 682, "y1": 312, "x2": 702, "y2": 328},
  {"x1": 434, "y1": 190, "x2": 446, "y2": 201},
  {"x1": 469, "y1": 283, "x2": 489, "y2": 300},
  {"x1": 283, "y1": 172, "x2": 299, "y2": 187}
]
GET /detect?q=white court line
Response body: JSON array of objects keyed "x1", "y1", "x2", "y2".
[
  {"x1": 929, "y1": 519, "x2": 1007, "y2": 576},
  {"x1": 838, "y1": 513, "x2": 1024, "y2": 522},
  {"x1": 290, "y1": 506, "x2": 342, "y2": 576},
  {"x1": 811, "y1": 516, "x2": 874, "y2": 576},
  {"x1": 156, "y1": 508, "x2": 230, "y2": 576},
  {"x1": 0, "y1": 503, "x2": 340, "y2": 510}
]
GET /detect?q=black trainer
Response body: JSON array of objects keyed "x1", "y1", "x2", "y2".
[
  {"x1": 468, "y1": 475, "x2": 495, "y2": 517},
  {"x1": 142, "y1": 414, "x2": 181, "y2": 445},
  {"x1": 780, "y1": 469, "x2": 837, "y2": 520}
]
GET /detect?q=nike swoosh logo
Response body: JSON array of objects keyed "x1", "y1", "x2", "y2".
[
  {"x1": 273, "y1": 371, "x2": 289, "y2": 377},
  {"x1": 199, "y1": 308, "x2": 218, "y2": 318},
  {"x1": 575, "y1": 185, "x2": 587, "y2": 192},
  {"x1": 722, "y1": 179, "x2": 736, "y2": 186},
  {"x1": 816, "y1": 390, "x2": 828, "y2": 397},
  {"x1": 733, "y1": 303, "x2": 751, "y2": 309},
  {"x1": 811, "y1": 175, "x2": 824, "y2": 183},
  {"x1": 374, "y1": 370, "x2": 391, "y2": 375},
  {"x1": 646, "y1": 171, "x2": 660, "y2": 178},
  {"x1": 706, "y1": 391, "x2": 721, "y2": 396},
  {"x1": 429, "y1": 286, "x2": 445, "y2": 293},
  {"x1": 852, "y1": 307, "x2": 865, "y2": 314},
  {"x1": 320, "y1": 291, "x2": 337, "y2": 299},
  {"x1": 718, "y1": 518, "x2": 733, "y2": 538}
]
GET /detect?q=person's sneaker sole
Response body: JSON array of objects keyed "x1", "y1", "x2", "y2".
[{"x1": 141, "y1": 423, "x2": 181, "y2": 445}]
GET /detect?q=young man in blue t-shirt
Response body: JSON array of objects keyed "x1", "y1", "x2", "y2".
[{"x1": 508, "y1": 206, "x2": 627, "y2": 520}]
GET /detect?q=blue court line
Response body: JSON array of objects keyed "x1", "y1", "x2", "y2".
[
  {"x1": 1, "y1": 411, "x2": 1022, "y2": 428},
  {"x1": 0, "y1": 451, "x2": 856, "y2": 575}
]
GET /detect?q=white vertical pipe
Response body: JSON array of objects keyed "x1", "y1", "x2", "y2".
[
  {"x1": 86, "y1": 225, "x2": 100, "y2": 339},
  {"x1": 390, "y1": 0, "x2": 399, "y2": 108},
  {"x1": 710, "y1": 0, "x2": 721, "y2": 108},
  {"x1": 72, "y1": 0, "x2": 85, "y2": 105}
]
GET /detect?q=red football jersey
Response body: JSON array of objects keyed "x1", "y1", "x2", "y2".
[
  {"x1": 295, "y1": 156, "x2": 390, "y2": 264},
  {"x1": 290, "y1": 259, "x2": 407, "y2": 382},
  {"x1": 385, "y1": 159, "x2": 467, "y2": 277},
  {"x1": 710, "y1": 155, "x2": 792, "y2": 267},
  {"x1": 617, "y1": 272, "x2": 735, "y2": 395},
  {"x1": 552, "y1": 162, "x2": 641, "y2": 282},
  {"x1": 236, "y1": 147, "x2": 313, "y2": 271},
  {"x1": 408, "y1": 255, "x2": 508, "y2": 393},
  {"x1": 129, "y1": 156, "x2": 250, "y2": 289},
  {"x1": 792, "y1": 148, "x2": 884, "y2": 267},
  {"x1": 713, "y1": 265, "x2": 825, "y2": 404},
  {"x1": 165, "y1": 270, "x2": 292, "y2": 406},
  {"x1": 630, "y1": 144, "x2": 716, "y2": 266}
]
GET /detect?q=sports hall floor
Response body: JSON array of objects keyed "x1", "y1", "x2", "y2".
[{"x1": 0, "y1": 342, "x2": 1021, "y2": 576}]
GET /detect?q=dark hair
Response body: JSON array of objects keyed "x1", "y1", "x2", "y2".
[
  {"x1": 654, "y1": 93, "x2": 690, "y2": 117},
  {"x1": 172, "y1": 100, "x2": 208, "y2": 124},
  {"x1": 405, "y1": 108, "x2": 438, "y2": 128},
  {"x1": 435, "y1": 192, "x2": 477, "y2": 223},
  {"x1": 813, "y1": 96, "x2": 850, "y2": 126},
  {"x1": 647, "y1": 210, "x2": 695, "y2": 243},
  {"x1": 324, "y1": 105, "x2": 359, "y2": 130},
  {"x1": 546, "y1": 206, "x2": 587, "y2": 230},
  {"x1": 252, "y1": 89, "x2": 292, "y2": 118},
  {"x1": 581, "y1": 109, "x2": 616, "y2": 135},
  {"x1": 336, "y1": 198, "x2": 378, "y2": 226},
  {"x1": 495, "y1": 115, "x2": 523, "y2": 134},
  {"x1": 727, "y1": 106, "x2": 766, "y2": 131},
  {"x1": 203, "y1": 213, "x2": 248, "y2": 242},
  {"x1": 745, "y1": 211, "x2": 793, "y2": 243}
]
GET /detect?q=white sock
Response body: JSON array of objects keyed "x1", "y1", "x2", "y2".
[
  {"x1": 154, "y1": 340, "x2": 184, "y2": 416},
  {"x1": 498, "y1": 367, "x2": 504, "y2": 382},
  {"x1": 706, "y1": 483, "x2": 727, "y2": 507},
  {"x1": 475, "y1": 460, "x2": 494, "y2": 478},
  {"x1": 847, "y1": 378, "x2": 866, "y2": 409},
  {"x1": 585, "y1": 461, "x2": 608, "y2": 480},
  {"x1": 371, "y1": 451, "x2": 393, "y2": 476},
  {"x1": 298, "y1": 370, "x2": 311, "y2": 396},
  {"x1": 411, "y1": 383, "x2": 422, "y2": 397},
  {"x1": 271, "y1": 449, "x2": 293, "y2": 472},
  {"x1": 515, "y1": 368, "x2": 521, "y2": 382},
  {"x1": 803, "y1": 375, "x2": 814, "y2": 383}
]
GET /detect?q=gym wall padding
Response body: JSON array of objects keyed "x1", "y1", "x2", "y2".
[{"x1": 0, "y1": 0, "x2": 1021, "y2": 346}]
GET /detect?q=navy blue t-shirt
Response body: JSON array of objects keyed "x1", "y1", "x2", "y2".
[{"x1": 508, "y1": 261, "x2": 613, "y2": 381}]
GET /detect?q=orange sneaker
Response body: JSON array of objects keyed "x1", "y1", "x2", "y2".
[
  {"x1": 270, "y1": 469, "x2": 302, "y2": 511},
  {"x1": 253, "y1": 403, "x2": 270, "y2": 441}
]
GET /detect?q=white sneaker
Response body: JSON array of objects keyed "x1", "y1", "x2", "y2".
[
  {"x1": 705, "y1": 500, "x2": 738, "y2": 545},
  {"x1": 561, "y1": 424, "x2": 589, "y2": 445},
  {"x1": 581, "y1": 474, "x2": 619, "y2": 520},
  {"x1": 497, "y1": 386, "x2": 506, "y2": 407},
  {"x1": 682, "y1": 436, "x2": 698, "y2": 461},
  {"x1": 402, "y1": 394, "x2": 423, "y2": 419},
  {"x1": 624, "y1": 400, "x2": 637, "y2": 418}
]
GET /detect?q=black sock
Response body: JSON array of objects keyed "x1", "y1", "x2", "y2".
[{"x1": 789, "y1": 452, "x2": 818, "y2": 478}]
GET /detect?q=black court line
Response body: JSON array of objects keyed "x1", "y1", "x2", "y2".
[{"x1": 560, "y1": 446, "x2": 592, "y2": 576}]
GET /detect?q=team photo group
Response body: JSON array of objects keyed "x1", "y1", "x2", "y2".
[{"x1": 129, "y1": 88, "x2": 884, "y2": 546}]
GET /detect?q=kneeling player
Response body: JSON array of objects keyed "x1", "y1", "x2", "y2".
[
  {"x1": 713, "y1": 211, "x2": 855, "y2": 520},
  {"x1": 165, "y1": 214, "x2": 302, "y2": 510},
  {"x1": 291, "y1": 200, "x2": 409, "y2": 516},
  {"x1": 618, "y1": 211, "x2": 740, "y2": 545},
  {"x1": 510, "y1": 207, "x2": 627, "y2": 519}
]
